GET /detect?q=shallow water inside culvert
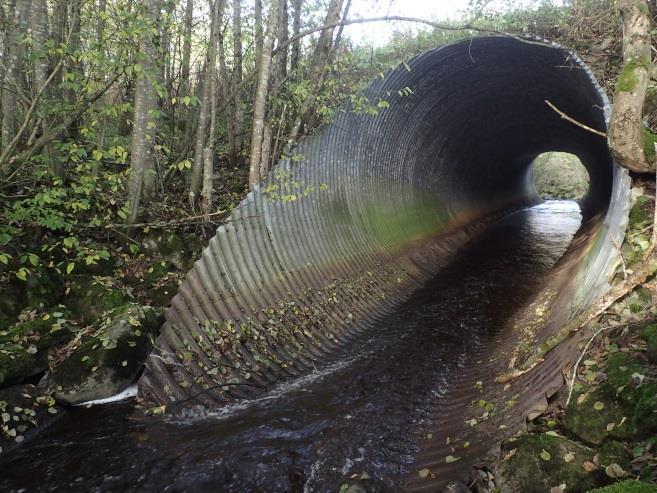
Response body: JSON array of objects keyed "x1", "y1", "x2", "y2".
[{"x1": 0, "y1": 201, "x2": 582, "y2": 493}]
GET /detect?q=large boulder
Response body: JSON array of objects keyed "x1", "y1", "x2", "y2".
[
  {"x1": 64, "y1": 274, "x2": 128, "y2": 325},
  {"x1": 47, "y1": 304, "x2": 163, "y2": 405}
]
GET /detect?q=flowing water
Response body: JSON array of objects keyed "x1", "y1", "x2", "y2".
[{"x1": 0, "y1": 201, "x2": 583, "y2": 493}]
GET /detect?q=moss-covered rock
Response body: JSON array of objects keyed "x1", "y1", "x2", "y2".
[
  {"x1": 47, "y1": 304, "x2": 163, "y2": 405},
  {"x1": 0, "y1": 312, "x2": 73, "y2": 387},
  {"x1": 65, "y1": 274, "x2": 129, "y2": 325},
  {"x1": 586, "y1": 480, "x2": 657, "y2": 493},
  {"x1": 142, "y1": 231, "x2": 201, "y2": 272},
  {"x1": 495, "y1": 433, "x2": 600, "y2": 493},
  {"x1": 563, "y1": 388, "x2": 631, "y2": 445},
  {"x1": 142, "y1": 260, "x2": 182, "y2": 307}
]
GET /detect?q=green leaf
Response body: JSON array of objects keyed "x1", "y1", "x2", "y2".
[
  {"x1": 16, "y1": 268, "x2": 28, "y2": 281},
  {"x1": 0, "y1": 253, "x2": 9, "y2": 264},
  {"x1": 66, "y1": 262, "x2": 75, "y2": 274},
  {"x1": 540, "y1": 449, "x2": 552, "y2": 461},
  {"x1": 445, "y1": 455, "x2": 461, "y2": 464}
]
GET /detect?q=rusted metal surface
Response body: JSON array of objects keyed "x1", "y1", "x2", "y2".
[{"x1": 138, "y1": 36, "x2": 630, "y2": 490}]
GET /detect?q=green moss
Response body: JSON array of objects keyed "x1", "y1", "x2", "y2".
[
  {"x1": 629, "y1": 196, "x2": 651, "y2": 230},
  {"x1": 642, "y1": 128, "x2": 657, "y2": 162},
  {"x1": 496, "y1": 433, "x2": 598, "y2": 493},
  {"x1": 599, "y1": 441, "x2": 630, "y2": 470},
  {"x1": 640, "y1": 321, "x2": 657, "y2": 364},
  {"x1": 586, "y1": 480, "x2": 657, "y2": 493},
  {"x1": 616, "y1": 57, "x2": 651, "y2": 92},
  {"x1": 602, "y1": 353, "x2": 644, "y2": 396},
  {"x1": 563, "y1": 388, "x2": 629, "y2": 444}
]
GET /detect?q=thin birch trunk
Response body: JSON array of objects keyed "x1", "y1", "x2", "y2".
[
  {"x1": 248, "y1": 0, "x2": 280, "y2": 189},
  {"x1": 191, "y1": 0, "x2": 223, "y2": 202},
  {"x1": 202, "y1": 0, "x2": 223, "y2": 216}
]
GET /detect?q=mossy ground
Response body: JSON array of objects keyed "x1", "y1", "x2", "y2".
[
  {"x1": 586, "y1": 480, "x2": 657, "y2": 493},
  {"x1": 493, "y1": 182, "x2": 657, "y2": 492}
]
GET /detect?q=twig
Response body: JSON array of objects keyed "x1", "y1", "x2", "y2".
[
  {"x1": 545, "y1": 100, "x2": 608, "y2": 138},
  {"x1": 81, "y1": 210, "x2": 228, "y2": 229}
]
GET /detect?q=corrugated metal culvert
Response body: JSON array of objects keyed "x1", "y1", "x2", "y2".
[{"x1": 139, "y1": 36, "x2": 630, "y2": 489}]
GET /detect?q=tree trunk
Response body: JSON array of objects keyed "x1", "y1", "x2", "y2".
[
  {"x1": 608, "y1": 0, "x2": 655, "y2": 173},
  {"x1": 277, "y1": 0, "x2": 289, "y2": 79},
  {"x1": 255, "y1": 0, "x2": 264, "y2": 66},
  {"x1": 31, "y1": 0, "x2": 49, "y2": 94},
  {"x1": 1, "y1": 0, "x2": 31, "y2": 160},
  {"x1": 284, "y1": 0, "x2": 342, "y2": 154},
  {"x1": 127, "y1": 0, "x2": 161, "y2": 224},
  {"x1": 290, "y1": 0, "x2": 302, "y2": 74},
  {"x1": 201, "y1": 0, "x2": 224, "y2": 216},
  {"x1": 332, "y1": 0, "x2": 351, "y2": 57},
  {"x1": 248, "y1": 0, "x2": 280, "y2": 189},
  {"x1": 191, "y1": 0, "x2": 224, "y2": 203},
  {"x1": 231, "y1": 0, "x2": 244, "y2": 163},
  {"x1": 260, "y1": 121, "x2": 272, "y2": 178},
  {"x1": 180, "y1": 0, "x2": 194, "y2": 98}
]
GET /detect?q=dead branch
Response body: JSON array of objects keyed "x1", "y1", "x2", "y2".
[{"x1": 545, "y1": 100, "x2": 608, "y2": 138}]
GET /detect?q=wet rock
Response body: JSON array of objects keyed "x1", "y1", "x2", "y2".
[
  {"x1": 65, "y1": 274, "x2": 128, "y2": 325},
  {"x1": 585, "y1": 479, "x2": 657, "y2": 492},
  {"x1": 47, "y1": 304, "x2": 163, "y2": 405},
  {"x1": 495, "y1": 433, "x2": 600, "y2": 493},
  {"x1": 0, "y1": 384, "x2": 63, "y2": 455}
]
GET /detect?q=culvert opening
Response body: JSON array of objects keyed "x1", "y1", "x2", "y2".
[
  {"x1": 135, "y1": 36, "x2": 631, "y2": 491},
  {"x1": 531, "y1": 151, "x2": 590, "y2": 202}
]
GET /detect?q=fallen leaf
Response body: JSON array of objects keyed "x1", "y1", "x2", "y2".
[
  {"x1": 540, "y1": 449, "x2": 552, "y2": 461},
  {"x1": 418, "y1": 468, "x2": 430, "y2": 479}
]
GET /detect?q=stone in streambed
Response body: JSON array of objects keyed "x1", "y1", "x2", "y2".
[{"x1": 47, "y1": 304, "x2": 163, "y2": 405}]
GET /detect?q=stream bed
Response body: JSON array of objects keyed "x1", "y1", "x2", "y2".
[{"x1": 0, "y1": 201, "x2": 583, "y2": 493}]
